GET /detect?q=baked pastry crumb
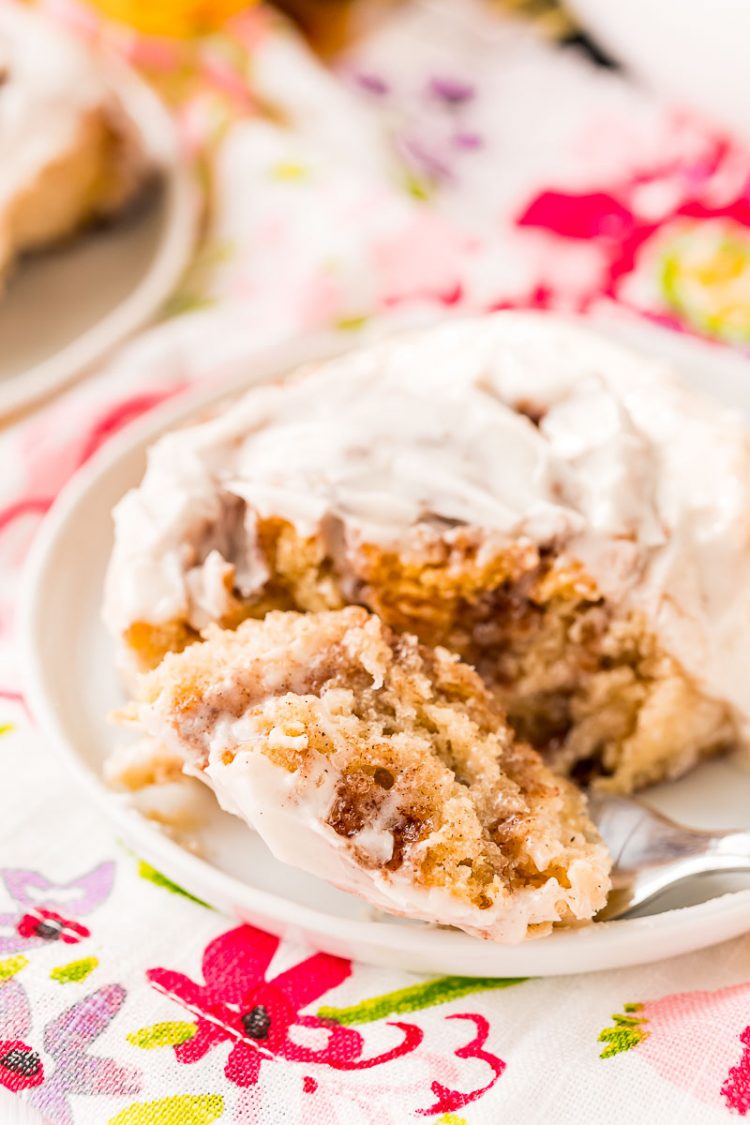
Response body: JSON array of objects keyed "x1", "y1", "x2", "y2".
[
  {"x1": 133, "y1": 607, "x2": 610, "y2": 942},
  {"x1": 121, "y1": 520, "x2": 736, "y2": 793}
]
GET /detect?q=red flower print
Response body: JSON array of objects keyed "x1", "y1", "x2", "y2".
[
  {"x1": 514, "y1": 131, "x2": 750, "y2": 338},
  {"x1": 147, "y1": 924, "x2": 423, "y2": 1088},
  {"x1": 74, "y1": 390, "x2": 180, "y2": 469},
  {"x1": 0, "y1": 1039, "x2": 44, "y2": 1092},
  {"x1": 0, "y1": 981, "x2": 44, "y2": 1095},
  {"x1": 416, "y1": 1014, "x2": 505, "y2": 1116},
  {"x1": 722, "y1": 1025, "x2": 750, "y2": 1114},
  {"x1": 519, "y1": 190, "x2": 635, "y2": 242},
  {"x1": 16, "y1": 910, "x2": 90, "y2": 945}
]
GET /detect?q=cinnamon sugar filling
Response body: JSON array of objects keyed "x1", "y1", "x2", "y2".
[{"x1": 125, "y1": 516, "x2": 737, "y2": 793}]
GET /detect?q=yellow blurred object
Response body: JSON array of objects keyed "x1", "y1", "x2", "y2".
[
  {"x1": 493, "y1": 0, "x2": 574, "y2": 39},
  {"x1": 88, "y1": 0, "x2": 256, "y2": 37}
]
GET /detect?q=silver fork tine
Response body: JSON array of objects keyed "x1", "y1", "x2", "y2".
[{"x1": 588, "y1": 794, "x2": 750, "y2": 922}]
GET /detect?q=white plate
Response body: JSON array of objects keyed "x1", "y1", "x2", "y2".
[
  {"x1": 0, "y1": 55, "x2": 197, "y2": 417},
  {"x1": 21, "y1": 323, "x2": 750, "y2": 977}
]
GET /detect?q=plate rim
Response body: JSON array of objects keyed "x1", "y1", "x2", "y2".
[
  {"x1": 0, "y1": 49, "x2": 198, "y2": 417},
  {"x1": 20, "y1": 320, "x2": 750, "y2": 977}
]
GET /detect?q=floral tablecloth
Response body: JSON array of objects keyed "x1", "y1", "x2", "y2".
[{"x1": 4, "y1": 1, "x2": 750, "y2": 1121}]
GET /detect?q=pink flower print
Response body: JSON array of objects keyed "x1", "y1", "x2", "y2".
[
  {"x1": 3, "y1": 862, "x2": 114, "y2": 915},
  {"x1": 0, "y1": 980, "x2": 43, "y2": 1094},
  {"x1": 0, "y1": 389, "x2": 177, "y2": 576},
  {"x1": 427, "y1": 76, "x2": 475, "y2": 106},
  {"x1": 453, "y1": 131, "x2": 482, "y2": 151},
  {"x1": 397, "y1": 135, "x2": 455, "y2": 185},
  {"x1": 233, "y1": 1048, "x2": 458, "y2": 1125},
  {"x1": 28, "y1": 984, "x2": 141, "y2": 1125},
  {"x1": 639, "y1": 982, "x2": 750, "y2": 1114},
  {"x1": 2, "y1": 390, "x2": 179, "y2": 567},
  {"x1": 232, "y1": 1011, "x2": 505, "y2": 1122},
  {"x1": 600, "y1": 981, "x2": 750, "y2": 1114},
  {"x1": 0, "y1": 980, "x2": 31, "y2": 1042},
  {"x1": 147, "y1": 924, "x2": 423, "y2": 1088},
  {"x1": 416, "y1": 1014, "x2": 505, "y2": 1116},
  {"x1": 373, "y1": 213, "x2": 469, "y2": 308},
  {"x1": 0, "y1": 861, "x2": 114, "y2": 955},
  {"x1": 351, "y1": 71, "x2": 390, "y2": 97},
  {"x1": 0, "y1": 977, "x2": 140, "y2": 1121},
  {"x1": 73, "y1": 392, "x2": 179, "y2": 468}
]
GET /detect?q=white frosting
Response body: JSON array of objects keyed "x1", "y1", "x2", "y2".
[
  {"x1": 105, "y1": 313, "x2": 750, "y2": 722},
  {"x1": 206, "y1": 750, "x2": 602, "y2": 943},
  {"x1": 140, "y1": 707, "x2": 605, "y2": 943},
  {"x1": 0, "y1": 2, "x2": 117, "y2": 216}
]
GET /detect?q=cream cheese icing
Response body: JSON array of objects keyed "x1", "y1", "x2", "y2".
[
  {"x1": 104, "y1": 312, "x2": 750, "y2": 724},
  {"x1": 138, "y1": 707, "x2": 606, "y2": 943},
  {"x1": 202, "y1": 747, "x2": 603, "y2": 943}
]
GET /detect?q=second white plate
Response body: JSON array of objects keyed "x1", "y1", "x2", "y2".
[
  {"x1": 0, "y1": 52, "x2": 197, "y2": 417},
  {"x1": 22, "y1": 324, "x2": 750, "y2": 977}
]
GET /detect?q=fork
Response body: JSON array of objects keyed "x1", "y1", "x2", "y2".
[{"x1": 588, "y1": 794, "x2": 750, "y2": 921}]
